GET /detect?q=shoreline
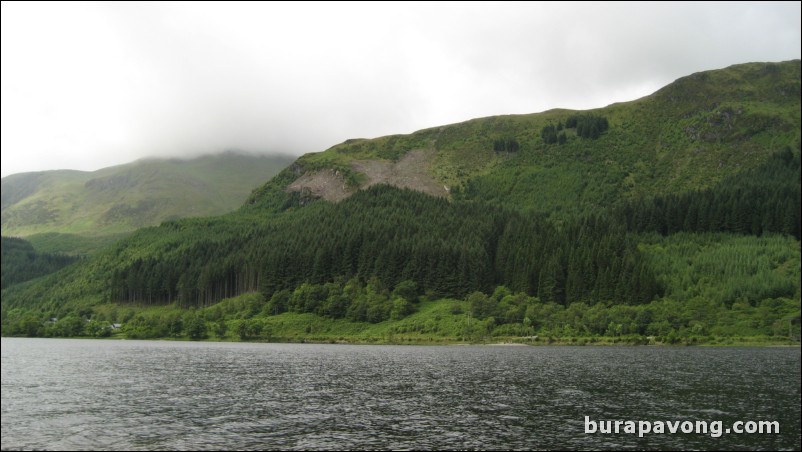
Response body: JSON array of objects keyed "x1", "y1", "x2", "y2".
[{"x1": 3, "y1": 334, "x2": 799, "y2": 347}]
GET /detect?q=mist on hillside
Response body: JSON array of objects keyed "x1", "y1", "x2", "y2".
[{"x1": 2, "y1": 2, "x2": 799, "y2": 177}]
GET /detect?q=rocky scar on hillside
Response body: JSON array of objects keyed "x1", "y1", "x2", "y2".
[{"x1": 286, "y1": 149, "x2": 448, "y2": 202}]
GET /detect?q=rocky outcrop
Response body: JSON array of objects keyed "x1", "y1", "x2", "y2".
[{"x1": 285, "y1": 149, "x2": 448, "y2": 202}]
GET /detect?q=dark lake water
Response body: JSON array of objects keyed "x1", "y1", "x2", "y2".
[{"x1": 1, "y1": 338, "x2": 800, "y2": 450}]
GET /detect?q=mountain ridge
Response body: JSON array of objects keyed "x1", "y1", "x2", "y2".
[{"x1": 245, "y1": 60, "x2": 799, "y2": 217}]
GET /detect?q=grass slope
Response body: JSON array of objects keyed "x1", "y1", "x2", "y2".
[
  {"x1": 250, "y1": 60, "x2": 800, "y2": 219},
  {"x1": 2, "y1": 151, "x2": 293, "y2": 245}
]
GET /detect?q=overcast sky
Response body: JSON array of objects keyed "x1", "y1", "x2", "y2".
[{"x1": 1, "y1": 2, "x2": 800, "y2": 177}]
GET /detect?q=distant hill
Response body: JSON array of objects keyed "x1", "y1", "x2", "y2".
[{"x1": 1, "y1": 152, "x2": 293, "y2": 248}]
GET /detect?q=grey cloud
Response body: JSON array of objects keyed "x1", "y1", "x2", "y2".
[{"x1": 1, "y1": 2, "x2": 799, "y2": 177}]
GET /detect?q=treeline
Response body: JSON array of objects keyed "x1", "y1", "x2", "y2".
[
  {"x1": 7, "y1": 277, "x2": 795, "y2": 341},
  {"x1": 541, "y1": 114, "x2": 610, "y2": 144},
  {"x1": 494, "y1": 214, "x2": 661, "y2": 305},
  {"x1": 3, "y1": 231, "x2": 796, "y2": 341},
  {"x1": 566, "y1": 114, "x2": 609, "y2": 139},
  {"x1": 618, "y1": 147, "x2": 801, "y2": 239},
  {"x1": 492, "y1": 138, "x2": 520, "y2": 153},
  {"x1": 540, "y1": 124, "x2": 566, "y2": 145},
  {"x1": 107, "y1": 185, "x2": 661, "y2": 310},
  {"x1": 1, "y1": 314, "x2": 114, "y2": 338},
  {"x1": 462, "y1": 289, "x2": 798, "y2": 341},
  {"x1": 263, "y1": 278, "x2": 419, "y2": 323},
  {"x1": 1, "y1": 237, "x2": 78, "y2": 289}
]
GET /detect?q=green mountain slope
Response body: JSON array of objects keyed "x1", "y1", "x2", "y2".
[
  {"x1": 2, "y1": 61, "x2": 800, "y2": 343},
  {"x1": 249, "y1": 60, "x2": 799, "y2": 218},
  {"x1": 1, "y1": 151, "x2": 293, "y2": 242}
]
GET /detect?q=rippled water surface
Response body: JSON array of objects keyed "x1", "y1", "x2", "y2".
[{"x1": 1, "y1": 338, "x2": 800, "y2": 450}]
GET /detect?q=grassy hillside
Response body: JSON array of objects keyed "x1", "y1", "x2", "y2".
[
  {"x1": 1, "y1": 61, "x2": 799, "y2": 344},
  {"x1": 249, "y1": 61, "x2": 799, "y2": 219},
  {"x1": 2, "y1": 151, "x2": 293, "y2": 246}
]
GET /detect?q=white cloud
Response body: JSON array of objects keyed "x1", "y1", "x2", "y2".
[{"x1": 2, "y1": 1, "x2": 800, "y2": 177}]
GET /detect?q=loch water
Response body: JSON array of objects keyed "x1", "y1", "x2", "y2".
[{"x1": 1, "y1": 338, "x2": 799, "y2": 450}]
